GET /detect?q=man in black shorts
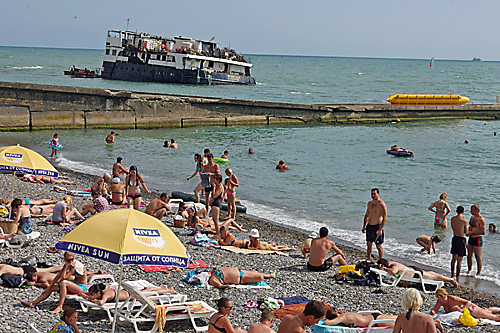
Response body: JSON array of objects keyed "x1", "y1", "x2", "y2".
[
  {"x1": 201, "y1": 153, "x2": 220, "y2": 212},
  {"x1": 307, "y1": 227, "x2": 347, "y2": 272},
  {"x1": 450, "y1": 206, "x2": 467, "y2": 278},
  {"x1": 362, "y1": 188, "x2": 387, "y2": 261},
  {"x1": 467, "y1": 204, "x2": 486, "y2": 275}
]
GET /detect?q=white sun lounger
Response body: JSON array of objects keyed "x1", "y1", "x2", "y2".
[
  {"x1": 72, "y1": 279, "x2": 187, "y2": 323},
  {"x1": 313, "y1": 311, "x2": 395, "y2": 333},
  {"x1": 370, "y1": 267, "x2": 444, "y2": 293},
  {"x1": 0, "y1": 227, "x2": 41, "y2": 249},
  {"x1": 114, "y1": 281, "x2": 216, "y2": 332}
]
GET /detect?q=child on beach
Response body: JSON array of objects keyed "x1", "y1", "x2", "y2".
[
  {"x1": 48, "y1": 307, "x2": 80, "y2": 333},
  {"x1": 49, "y1": 133, "x2": 59, "y2": 157},
  {"x1": 416, "y1": 235, "x2": 441, "y2": 254}
]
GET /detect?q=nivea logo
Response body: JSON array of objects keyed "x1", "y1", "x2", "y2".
[
  {"x1": 133, "y1": 228, "x2": 160, "y2": 237},
  {"x1": 3, "y1": 153, "x2": 23, "y2": 164},
  {"x1": 5, "y1": 153, "x2": 21, "y2": 158}
]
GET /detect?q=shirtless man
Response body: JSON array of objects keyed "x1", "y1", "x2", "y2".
[
  {"x1": 277, "y1": 300, "x2": 325, "y2": 333},
  {"x1": 112, "y1": 157, "x2": 129, "y2": 180},
  {"x1": 377, "y1": 258, "x2": 458, "y2": 287},
  {"x1": 467, "y1": 204, "x2": 486, "y2": 275},
  {"x1": 307, "y1": 227, "x2": 347, "y2": 272},
  {"x1": 208, "y1": 266, "x2": 276, "y2": 289},
  {"x1": 105, "y1": 131, "x2": 115, "y2": 144},
  {"x1": 201, "y1": 154, "x2": 220, "y2": 211},
  {"x1": 169, "y1": 139, "x2": 178, "y2": 148},
  {"x1": 362, "y1": 188, "x2": 387, "y2": 261},
  {"x1": 275, "y1": 160, "x2": 289, "y2": 171},
  {"x1": 430, "y1": 288, "x2": 500, "y2": 321},
  {"x1": 248, "y1": 309, "x2": 276, "y2": 333},
  {"x1": 324, "y1": 310, "x2": 396, "y2": 328},
  {"x1": 428, "y1": 192, "x2": 451, "y2": 228},
  {"x1": 450, "y1": 206, "x2": 468, "y2": 279},
  {"x1": 109, "y1": 178, "x2": 126, "y2": 205},
  {"x1": 145, "y1": 193, "x2": 171, "y2": 220}
]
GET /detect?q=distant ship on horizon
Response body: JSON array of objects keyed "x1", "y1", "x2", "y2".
[{"x1": 472, "y1": 57, "x2": 482, "y2": 61}]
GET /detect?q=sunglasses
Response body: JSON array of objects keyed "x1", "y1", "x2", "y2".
[
  {"x1": 224, "y1": 305, "x2": 233, "y2": 310},
  {"x1": 66, "y1": 258, "x2": 74, "y2": 262}
]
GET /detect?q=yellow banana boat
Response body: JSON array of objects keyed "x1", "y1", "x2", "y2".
[{"x1": 387, "y1": 94, "x2": 470, "y2": 106}]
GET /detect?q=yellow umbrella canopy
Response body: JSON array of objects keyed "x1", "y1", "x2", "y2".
[
  {"x1": 0, "y1": 145, "x2": 59, "y2": 177},
  {"x1": 55, "y1": 209, "x2": 191, "y2": 267}
]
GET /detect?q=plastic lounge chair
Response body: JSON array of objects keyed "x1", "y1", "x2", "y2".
[
  {"x1": 73, "y1": 279, "x2": 187, "y2": 323},
  {"x1": 370, "y1": 267, "x2": 444, "y2": 293},
  {"x1": 66, "y1": 274, "x2": 117, "y2": 303},
  {"x1": 115, "y1": 281, "x2": 216, "y2": 332},
  {"x1": 6, "y1": 231, "x2": 41, "y2": 249},
  {"x1": 0, "y1": 227, "x2": 7, "y2": 248},
  {"x1": 313, "y1": 311, "x2": 395, "y2": 333}
]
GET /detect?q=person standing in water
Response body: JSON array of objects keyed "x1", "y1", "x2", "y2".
[
  {"x1": 450, "y1": 206, "x2": 468, "y2": 279},
  {"x1": 428, "y1": 192, "x2": 451, "y2": 228},
  {"x1": 49, "y1": 133, "x2": 59, "y2": 157},
  {"x1": 362, "y1": 188, "x2": 387, "y2": 261},
  {"x1": 467, "y1": 204, "x2": 486, "y2": 276}
]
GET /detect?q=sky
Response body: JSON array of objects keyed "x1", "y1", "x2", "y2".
[{"x1": 1, "y1": 0, "x2": 499, "y2": 60}]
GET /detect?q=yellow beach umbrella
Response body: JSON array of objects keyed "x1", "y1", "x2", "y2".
[
  {"x1": 0, "y1": 145, "x2": 59, "y2": 177},
  {"x1": 55, "y1": 209, "x2": 192, "y2": 332}
]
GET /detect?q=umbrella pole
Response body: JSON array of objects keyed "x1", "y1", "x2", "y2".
[{"x1": 111, "y1": 263, "x2": 124, "y2": 333}]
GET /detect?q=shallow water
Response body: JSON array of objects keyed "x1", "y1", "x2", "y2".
[{"x1": 1, "y1": 119, "x2": 500, "y2": 293}]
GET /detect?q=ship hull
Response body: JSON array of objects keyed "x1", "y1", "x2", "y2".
[{"x1": 101, "y1": 61, "x2": 255, "y2": 85}]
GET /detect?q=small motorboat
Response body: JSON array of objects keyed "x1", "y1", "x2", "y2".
[{"x1": 387, "y1": 149, "x2": 414, "y2": 157}]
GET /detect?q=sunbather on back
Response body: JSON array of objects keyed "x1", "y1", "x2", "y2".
[
  {"x1": 208, "y1": 266, "x2": 276, "y2": 289},
  {"x1": 324, "y1": 310, "x2": 396, "y2": 327},
  {"x1": 218, "y1": 226, "x2": 250, "y2": 248},
  {"x1": 84, "y1": 282, "x2": 178, "y2": 306},
  {"x1": 377, "y1": 258, "x2": 458, "y2": 287}
]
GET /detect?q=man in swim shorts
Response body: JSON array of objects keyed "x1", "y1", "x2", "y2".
[
  {"x1": 307, "y1": 227, "x2": 347, "y2": 272},
  {"x1": 112, "y1": 157, "x2": 129, "y2": 181},
  {"x1": 201, "y1": 153, "x2": 220, "y2": 211},
  {"x1": 377, "y1": 258, "x2": 458, "y2": 287},
  {"x1": 145, "y1": 193, "x2": 171, "y2": 220},
  {"x1": 450, "y1": 206, "x2": 468, "y2": 279},
  {"x1": 467, "y1": 204, "x2": 486, "y2": 276},
  {"x1": 362, "y1": 188, "x2": 387, "y2": 261}
]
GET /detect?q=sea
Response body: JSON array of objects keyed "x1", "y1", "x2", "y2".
[{"x1": 1, "y1": 46, "x2": 500, "y2": 294}]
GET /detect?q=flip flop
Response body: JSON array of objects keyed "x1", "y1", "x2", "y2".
[
  {"x1": 48, "y1": 247, "x2": 58, "y2": 253},
  {"x1": 244, "y1": 300, "x2": 258, "y2": 308}
]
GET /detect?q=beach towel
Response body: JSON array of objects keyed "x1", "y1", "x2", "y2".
[
  {"x1": 273, "y1": 302, "x2": 339, "y2": 320},
  {"x1": 277, "y1": 296, "x2": 311, "y2": 306},
  {"x1": 139, "y1": 260, "x2": 209, "y2": 272},
  {"x1": 217, "y1": 245, "x2": 289, "y2": 256},
  {"x1": 429, "y1": 310, "x2": 500, "y2": 326}
]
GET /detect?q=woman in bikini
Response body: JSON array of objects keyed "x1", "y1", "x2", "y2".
[
  {"x1": 110, "y1": 177, "x2": 126, "y2": 205},
  {"x1": 125, "y1": 165, "x2": 151, "y2": 210},
  {"x1": 21, "y1": 252, "x2": 88, "y2": 314},
  {"x1": 10, "y1": 198, "x2": 33, "y2": 235},
  {"x1": 208, "y1": 297, "x2": 245, "y2": 333},
  {"x1": 187, "y1": 154, "x2": 206, "y2": 203},
  {"x1": 173, "y1": 203, "x2": 189, "y2": 228},
  {"x1": 428, "y1": 192, "x2": 451, "y2": 228},
  {"x1": 248, "y1": 228, "x2": 295, "y2": 251},
  {"x1": 224, "y1": 168, "x2": 239, "y2": 220},
  {"x1": 218, "y1": 226, "x2": 250, "y2": 248},
  {"x1": 209, "y1": 174, "x2": 224, "y2": 236},
  {"x1": 84, "y1": 282, "x2": 177, "y2": 306},
  {"x1": 16, "y1": 173, "x2": 76, "y2": 185},
  {"x1": 208, "y1": 267, "x2": 276, "y2": 289}
]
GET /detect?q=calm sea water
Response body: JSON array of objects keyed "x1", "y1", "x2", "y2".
[{"x1": 1, "y1": 47, "x2": 500, "y2": 293}]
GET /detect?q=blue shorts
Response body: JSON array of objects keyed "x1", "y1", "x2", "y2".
[{"x1": 75, "y1": 282, "x2": 88, "y2": 292}]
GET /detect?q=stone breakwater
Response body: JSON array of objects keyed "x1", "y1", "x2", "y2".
[
  {"x1": 2, "y1": 81, "x2": 500, "y2": 130},
  {"x1": 0, "y1": 171, "x2": 498, "y2": 332}
]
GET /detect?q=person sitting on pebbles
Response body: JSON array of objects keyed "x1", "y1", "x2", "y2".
[
  {"x1": 208, "y1": 266, "x2": 276, "y2": 289},
  {"x1": 307, "y1": 227, "x2": 347, "y2": 272},
  {"x1": 248, "y1": 309, "x2": 276, "y2": 333},
  {"x1": 416, "y1": 235, "x2": 441, "y2": 254},
  {"x1": 248, "y1": 228, "x2": 295, "y2": 251},
  {"x1": 218, "y1": 226, "x2": 251, "y2": 248},
  {"x1": 301, "y1": 232, "x2": 318, "y2": 258}
]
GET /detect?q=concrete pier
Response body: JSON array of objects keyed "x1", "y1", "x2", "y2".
[{"x1": 0, "y1": 81, "x2": 499, "y2": 130}]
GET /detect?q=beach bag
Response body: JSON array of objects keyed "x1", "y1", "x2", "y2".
[
  {"x1": 338, "y1": 265, "x2": 357, "y2": 274},
  {"x1": 1, "y1": 274, "x2": 23, "y2": 288},
  {"x1": 190, "y1": 231, "x2": 212, "y2": 246},
  {"x1": 459, "y1": 308, "x2": 478, "y2": 326}
]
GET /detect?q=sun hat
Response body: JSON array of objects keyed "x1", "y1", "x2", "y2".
[
  {"x1": 249, "y1": 229, "x2": 260, "y2": 238},
  {"x1": 308, "y1": 232, "x2": 318, "y2": 238},
  {"x1": 74, "y1": 261, "x2": 85, "y2": 275},
  {"x1": 112, "y1": 177, "x2": 120, "y2": 184}
]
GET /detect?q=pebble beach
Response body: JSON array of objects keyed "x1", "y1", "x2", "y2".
[{"x1": 0, "y1": 169, "x2": 499, "y2": 333}]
